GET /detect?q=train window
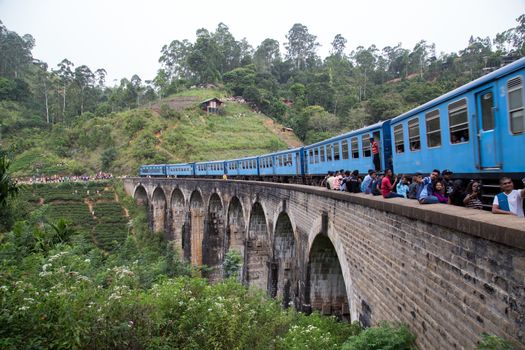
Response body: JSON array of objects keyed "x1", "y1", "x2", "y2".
[
  {"x1": 448, "y1": 99, "x2": 469, "y2": 143},
  {"x1": 408, "y1": 118, "x2": 421, "y2": 151},
  {"x1": 394, "y1": 124, "x2": 404, "y2": 153},
  {"x1": 308, "y1": 150, "x2": 313, "y2": 164},
  {"x1": 362, "y1": 135, "x2": 371, "y2": 157},
  {"x1": 320, "y1": 146, "x2": 326, "y2": 162},
  {"x1": 341, "y1": 140, "x2": 349, "y2": 159},
  {"x1": 351, "y1": 137, "x2": 359, "y2": 158},
  {"x1": 425, "y1": 110, "x2": 441, "y2": 148},
  {"x1": 334, "y1": 143, "x2": 340, "y2": 161},
  {"x1": 326, "y1": 144, "x2": 332, "y2": 161},
  {"x1": 508, "y1": 76, "x2": 525, "y2": 134},
  {"x1": 314, "y1": 148, "x2": 319, "y2": 163},
  {"x1": 480, "y1": 91, "x2": 494, "y2": 131}
]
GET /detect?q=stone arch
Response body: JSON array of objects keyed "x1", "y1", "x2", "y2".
[
  {"x1": 170, "y1": 188, "x2": 185, "y2": 255},
  {"x1": 306, "y1": 233, "x2": 350, "y2": 321},
  {"x1": 226, "y1": 197, "x2": 246, "y2": 279},
  {"x1": 187, "y1": 190, "x2": 204, "y2": 266},
  {"x1": 271, "y1": 212, "x2": 297, "y2": 308},
  {"x1": 151, "y1": 187, "x2": 167, "y2": 234},
  {"x1": 133, "y1": 185, "x2": 148, "y2": 206},
  {"x1": 203, "y1": 192, "x2": 224, "y2": 280},
  {"x1": 245, "y1": 202, "x2": 270, "y2": 292}
]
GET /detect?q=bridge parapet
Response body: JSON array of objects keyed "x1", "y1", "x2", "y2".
[{"x1": 124, "y1": 177, "x2": 525, "y2": 349}]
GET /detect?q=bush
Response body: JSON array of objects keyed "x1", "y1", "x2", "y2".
[{"x1": 341, "y1": 322, "x2": 416, "y2": 350}]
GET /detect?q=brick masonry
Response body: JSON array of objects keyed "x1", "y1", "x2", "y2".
[{"x1": 124, "y1": 178, "x2": 525, "y2": 349}]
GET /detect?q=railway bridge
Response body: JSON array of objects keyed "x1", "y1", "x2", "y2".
[{"x1": 123, "y1": 177, "x2": 525, "y2": 349}]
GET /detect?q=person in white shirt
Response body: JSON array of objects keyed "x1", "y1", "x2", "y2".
[{"x1": 492, "y1": 177, "x2": 525, "y2": 217}]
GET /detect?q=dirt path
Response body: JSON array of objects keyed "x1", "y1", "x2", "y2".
[{"x1": 262, "y1": 119, "x2": 303, "y2": 148}]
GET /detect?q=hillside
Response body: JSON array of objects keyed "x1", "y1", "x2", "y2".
[{"x1": 2, "y1": 89, "x2": 302, "y2": 177}]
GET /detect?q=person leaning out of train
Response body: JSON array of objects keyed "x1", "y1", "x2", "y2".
[
  {"x1": 361, "y1": 169, "x2": 374, "y2": 193},
  {"x1": 370, "y1": 137, "x2": 380, "y2": 171},
  {"x1": 381, "y1": 169, "x2": 404, "y2": 199},
  {"x1": 434, "y1": 181, "x2": 448, "y2": 204},
  {"x1": 417, "y1": 169, "x2": 440, "y2": 204},
  {"x1": 463, "y1": 180, "x2": 483, "y2": 210},
  {"x1": 492, "y1": 177, "x2": 525, "y2": 217},
  {"x1": 396, "y1": 174, "x2": 410, "y2": 198},
  {"x1": 408, "y1": 172, "x2": 422, "y2": 200},
  {"x1": 441, "y1": 169, "x2": 454, "y2": 197}
]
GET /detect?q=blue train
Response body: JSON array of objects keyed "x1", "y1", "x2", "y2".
[{"x1": 140, "y1": 57, "x2": 525, "y2": 182}]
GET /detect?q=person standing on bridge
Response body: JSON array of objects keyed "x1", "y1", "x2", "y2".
[
  {"x1": 492, "y1": 177, "x2": 525, "y2": 217},
  {"x1": 370, "y1": 137, "x2": 381, "y2": 171}
]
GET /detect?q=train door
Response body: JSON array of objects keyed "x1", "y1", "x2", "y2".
[{"x1": 476, "y1": 86, "x2": 500, "y2": 169}]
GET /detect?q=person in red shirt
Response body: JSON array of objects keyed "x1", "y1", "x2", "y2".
[
  {"x1": 381, "y1": 169, "x2": 404, "y2": 198},
  {"x1": 370, "y1": 137, "x2": 380, "y2": 171}
]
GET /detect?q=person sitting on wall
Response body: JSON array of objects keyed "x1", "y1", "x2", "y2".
[
  {"x1": 463, "y1": 180, "x2": 483, "y2": 210},
  {"x1": 492, "y1": 177, "x2": 525, "y2": 217},
  {"x1": 326, "y1": 171, "x2": 335, "y2": 190},
  {"x1": 339, "y1": 171, "x2": 351, "y2": 192},
  {"x1": 396, "y1": 174, "x2": 410, "y2": 198},
  {"x1": 408, "y1": 172, "x2": 422, "y2": 200},
  {"x1": 361, "y1": 169, "x2": 374, "y2": 193},
  {"x1": 441, "y1": 169, "x2": 454, "y2": 197},
  {"x1": 448, "y1": 180, "x2": 466, "y2": 206},
  {"x1": 371, "y1": 172, "x2": 383, "y2": 196},
  {"x1": 381, "y1": 169, "x2": 404, "y2": 198},
  {"x1": 417, "y1": 169, "x2": 440, "y2": 204},
  {"x1": 347, "y1": 170, "x2": 361, "y2": 193},
  {"x1": 434, "y1": 181, "x2": 448, "y2": 204}
]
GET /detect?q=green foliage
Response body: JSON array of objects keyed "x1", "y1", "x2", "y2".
[
  {"x1": 341, "y1": 323, "x2": 416, "y2": 350},
  {"x1": 223, "y1": 249, "x2": 242, "y2": 278},
  {"x1": 477, "y1": 333, "x2": 515, "y2": 350},
  {"x1": 101, "y1": 147, "x2": 117, "y2": 171}
]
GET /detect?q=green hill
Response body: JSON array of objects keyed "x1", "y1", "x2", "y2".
[{"x1": 2, "y1": 89, "x2": 301, "y2": 177}]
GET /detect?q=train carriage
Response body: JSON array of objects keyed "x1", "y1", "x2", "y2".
[
  {"x1": 390, "y1": 57, "x2": 525, "y2": 179},
  {"x1": 259, "y1": 148, "x2": 303, "y2": 177},
  {"x1": 226, "y1": 156, "x2": 259, "y2": 177},
  {"x1": 195, "y1": 160, "x2": 226, "y2": 177},
  {"x1": 139, "y1": 164, "x2": 167, "y2": 177},
  {"x1": 304, "y1": 121, "x2": 392, "y2": 177},
  {"x1": 166, "y1": 163, "x2": 195, "y2": 177}
]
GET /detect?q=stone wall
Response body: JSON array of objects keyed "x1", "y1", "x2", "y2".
[{"x1": 124, "y1": 177, "x2": 525, "y2": 349}]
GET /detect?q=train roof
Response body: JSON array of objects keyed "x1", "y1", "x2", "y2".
[
  {"x1": 166, "y1": 162, "x2": 193, "y2": 166},
  {"x1": 259, "y1": 147, "x2": 303, "y2": 158},
  {"x1": 391, "y1": 57, "x2": 525, "y2": 124},
  {"x1": 195, "y1": 159, "x2": 226, "y2": 165},
  {"x1": 225, "y1": 155, "x2": 259, "y2": 162},
  {"x1": 304, "y1": 120, "x2": 389, "y2": 149}
]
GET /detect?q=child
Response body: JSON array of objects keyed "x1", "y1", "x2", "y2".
[{"x1": 434, "y1": 181, "x2": 448, "y2": 204}]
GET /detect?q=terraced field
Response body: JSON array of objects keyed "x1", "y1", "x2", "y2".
[{"x1": 19, "y1": 181, "x2": 129, "y2": 251}]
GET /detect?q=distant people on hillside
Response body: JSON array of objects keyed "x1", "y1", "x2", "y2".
[{"x1": 492, "y1": 177, "x2": 525, "y2": 217}]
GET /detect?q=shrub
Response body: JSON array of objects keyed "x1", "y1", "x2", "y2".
[{"x1": 341, "y1": 322, "x2": 416, "y2": 350}]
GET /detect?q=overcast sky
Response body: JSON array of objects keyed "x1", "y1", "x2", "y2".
[{"x1": 1, "y1": 0, "x2": 524, "y2": 85}]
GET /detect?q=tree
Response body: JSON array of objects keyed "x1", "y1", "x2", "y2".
[
  {"x1": 285, "y1": 23, "x2": 320, "y2": 70},
  {"x1": 330, "y1": 34, "x2": 347, "y2": 57},
  {"x1": 74, "y1": 65, "x2": 94, "y2": 115},
  {"x1": 54, "y1": 59, "x2": 74, "y2": 122},
  {"x1": 159, "y1": 39, "x2": 193, "y2": 81},
  {"x1": 187, "y1": 28, "x2": 221, "y2": 83},
  {"x1": 254, "y1": 38, "x2": 281, "y2": 73}
]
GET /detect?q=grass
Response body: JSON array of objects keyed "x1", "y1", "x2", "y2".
[{"x1": 5, "y1": 89, "x2": 295, "y2": 177}]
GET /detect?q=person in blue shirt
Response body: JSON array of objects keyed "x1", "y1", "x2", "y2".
[
  {"x1": 396, "y1": 174, "x2": 410, "y2": 198},
  {"x1": 417, "y1": 169, "x2": 440, "y2": 204},
  {"x1": 361, "y1": 169, "x2": 374, "y2": 193}
]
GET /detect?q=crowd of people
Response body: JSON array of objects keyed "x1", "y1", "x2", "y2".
[
  {"x1": 321, "y1": 169, "x2": 525, "y2": 218},
  {"x1": 20, "y1": 172, "x2": 113, "y2": 184}
]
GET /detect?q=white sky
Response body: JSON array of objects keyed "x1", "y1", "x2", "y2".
[{"x1": 1, "y1": 0, "x2": 524, "y2": 85}]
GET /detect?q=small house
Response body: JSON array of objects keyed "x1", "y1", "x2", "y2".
[{"x1": 200, "y1": 98, "x2": 223, "y2": 114}]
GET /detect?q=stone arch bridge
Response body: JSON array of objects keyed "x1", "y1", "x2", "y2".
[{"x1": 123, "y1": 177, "x2": 525, "y2": 349}]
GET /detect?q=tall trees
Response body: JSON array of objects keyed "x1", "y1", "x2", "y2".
[
  {"x1": 254, "y1": 39, "x2": 281, "y2": 73},
  {"x1": 74, "y1": 65, "x2": 94, "y2": 115},
  {"x1": 55, "y1": 59, "x2": 74, "y2": 122},
  {"x1": 285, "y1": 23, "x2": 320, "y2": 70}
]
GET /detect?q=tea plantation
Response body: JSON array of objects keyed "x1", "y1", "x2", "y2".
[{"x1": 18, "y1": 181, "x2": 128, "y2": 251}]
